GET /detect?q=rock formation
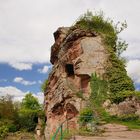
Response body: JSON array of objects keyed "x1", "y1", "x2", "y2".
[
  {"x1": 44, "y1": 27, "x2": 109, "y2": 138},
  {"x1": 103, "y1": 97, "x2": 140, "y2": 117}
]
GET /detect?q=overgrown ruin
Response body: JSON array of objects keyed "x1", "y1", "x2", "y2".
[
  {"x1": 44, "y1": 27, "x2": 109, "y2": 138},
  {"x1": 44, "y1": 12, "x2": 136, "y2": 139}
]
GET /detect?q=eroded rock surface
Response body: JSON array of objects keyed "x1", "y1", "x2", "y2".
[
  {"x1": 44, "y1": 27, "x2": 109, "y2": 138},
  {"x1": 104, "y1": 97, "x2": 140, "y2": 117}
]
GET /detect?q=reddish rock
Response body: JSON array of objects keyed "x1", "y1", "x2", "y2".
[{"x1": 44, "y1": 27, "x2": 108, "y2": 139}]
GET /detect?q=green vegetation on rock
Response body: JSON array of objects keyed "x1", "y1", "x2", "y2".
[
  {"x1": 74, "y1": 11, "x2": 135, "y2": 100},
  {"x1": 41, "y1": 79, "x2": 48, "y2": 93},
  {"x1": 110, "y1": 90, "x2": 140, "y2": 104},
  {"x1": 106, "y1": 48, "x2": 135, "y2": 96},
  {"x1": 79, "y1": 108, "x2": 94, "y2": 125},
  {"x1": 74, "y1": 10, "x2": 127, "y2": 56}
]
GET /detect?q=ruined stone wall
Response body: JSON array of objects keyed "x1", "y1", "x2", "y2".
[{"x1": 44, "y1": 27, "x2": 109, "y2": 138}]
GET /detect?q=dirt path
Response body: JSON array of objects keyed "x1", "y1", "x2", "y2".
[
  {"x1": 72, "y1": 124, "x2": 140, "y2": 140},
  {"x1": 5, "y1": 132, "x2": 35, "y2": 140}
]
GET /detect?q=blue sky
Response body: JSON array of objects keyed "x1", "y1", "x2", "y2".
[
  {"x1": 0, "y1": 63, "x2": 52, "y2": 102},
  {"x1": 0, "y1": 63, "x2": 51, "y2": 93},
  {"x1": 0, "y1": 0, "x2": 140, "y2": 103}
]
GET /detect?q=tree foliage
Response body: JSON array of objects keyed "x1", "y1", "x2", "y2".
[
  {"x1": 0, "y1": 93, "x2": 44, "y2": 137},
  {"x1": 21, "y1": 93, "x2": 40, "y2": 110},
  {"x1": 106, "y1": 48, "x2": 135, "y2": 95},
  {"x1": 0, "y1": 95, "x2": 19, "y2": 139},
  {"x1": 0, "y1": 95, "x2": 19, "y2": 121}
]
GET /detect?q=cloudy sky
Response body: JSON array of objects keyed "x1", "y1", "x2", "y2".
[{"x1": 0, "y1": 0, "x2": 140, "y2": 103}]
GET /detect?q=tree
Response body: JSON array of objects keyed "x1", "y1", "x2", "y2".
[
  {"x1": 21, "y1": 93, "x2": 40, "y2": 110},
  {"x1": 19, "y1": 93, "x2": 41, "y2": 131},
  {"x1": 0, "y1": 95, "x2": 15, "y2": 120}
]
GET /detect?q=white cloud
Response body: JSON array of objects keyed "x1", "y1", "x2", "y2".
[
  {"x1": 0, "y1": 0, "x2": 140, "y2": 87},
  {"x1": 13, "y1": 77, "x2": 36, "y2": 86},
  {"x1": 126, "y1": 59, "x2": 140, "y2": 84},
  {"x1": 0, "y1": 86, "x2": 44, "y2": 103},
  {"x1": 38, "y1": 65, "x2": 51, "y2": 74},
  {"x1": 38, "y1": 80, "x2": 42, "y2": 84},
  {"x1": 0, "y1": 86, "x2": 26, "y2": 101},
  {"x1": 34, "y1": 92, "x2": 44, "y2": 104},
  {"x1": 122, "y1": 40, "x2": 140, "y2": 60},
  {"x1": 0, "y1": 0, "x2": 139, "y2": 66},
  {"x1": 9, "y1": 62, "x2": 32, "y2": 71},
  {"x1": 0, "y1": 79, "x2": 7, "y2": 82}
]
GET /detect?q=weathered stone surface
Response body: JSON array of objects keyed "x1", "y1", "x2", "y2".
[
  {"x1": 44, "y1": 27, "x2": 109, "y2": 138},
  {"x1": 104, "y1": 97, "x2": 140, "y2": 116}
]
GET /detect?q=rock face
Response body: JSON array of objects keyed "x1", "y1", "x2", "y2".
[
  {"x1": 44, "y1": 27, "x2": 108, "y2": 138},
  {"x1": 104, "y1": 97, "x2": 140, "y2": 117}
]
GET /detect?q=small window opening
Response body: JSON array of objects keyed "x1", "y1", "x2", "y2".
[{"x1": 65, "y1": 64, "x2": 74, "y2": 76}]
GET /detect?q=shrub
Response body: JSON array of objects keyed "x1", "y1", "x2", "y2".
[
  {"x1": 118, "y1": 114, "x2": 139, "y2": 122},
  {"x1": 75, "y1": 10, "x2": 127, "y2": 56},
  {"x1": 110, "y1": 90, "x2": 140, "y2": 104},
  {"x1": 0, "y1": 125, "x2": 9, "y2": 139},
  {"x1": 0, "y1": 119, "x2": 18, "y2": 132},
  {"x1": 106, "y1": 49, "x2": 135, "y2": 96},
  {"x1": 79, "y1": 108, "x2": 94, "y2": 125},
  {"x1": 18, "y1": 109, "x2": 38, "y2": 131},
  {"x1": 8, "y1": 124, "x2": 17, "y2": 132}
]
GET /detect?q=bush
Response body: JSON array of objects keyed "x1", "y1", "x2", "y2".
[
  {"x1": 0, "y1": 125, "x2": 9, "y2": 139},
  {"x1": 75, "y1": 10, "x2": 127, "y2": 55},
  {"x1": 0, "y1": 119, "x2": 18, "y2": 133},
  {"x1": 110, "y1": 90, "x2": 140, "y2": 103},
  {"x1": 8, "y1": 124, "x2": 17, "y2": 132},
  {"x1": 106, "y1": 49, "x2": 135, "y2": 96},
  {"x1": 118, "y1": 114, "x2": 139, "y2": 122},
  {"x1": 18, "y1": 109, "x2": 38, "y2": 131},
  {"x1": 79, "y1": 108, "x2": 94, "y2": 125}
]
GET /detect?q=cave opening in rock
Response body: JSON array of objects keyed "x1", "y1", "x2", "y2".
[{"x1": 65, "y1": 64, "x2": 74, "y2": 76}]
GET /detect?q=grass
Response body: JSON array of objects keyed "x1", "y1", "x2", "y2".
[
  {"x1": 110, "y1": 119, "x2": 140, "y2": 130},
  {"x1": 104, "y1": 115, "x2": 140, "y2": 130},
  {"x1": 120, "y1": 121, "x2": 140, "y2": 129}
]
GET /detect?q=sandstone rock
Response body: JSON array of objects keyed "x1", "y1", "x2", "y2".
[
  {"x1": 135, "y1": 110, "x2": 140, "y2": 117},
  {"x1": 44, "y1": 27, "x2": 109, "y2": 138},
  {"x1": 105, "y1": 98, "x2": 140, "y2": 116}
]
